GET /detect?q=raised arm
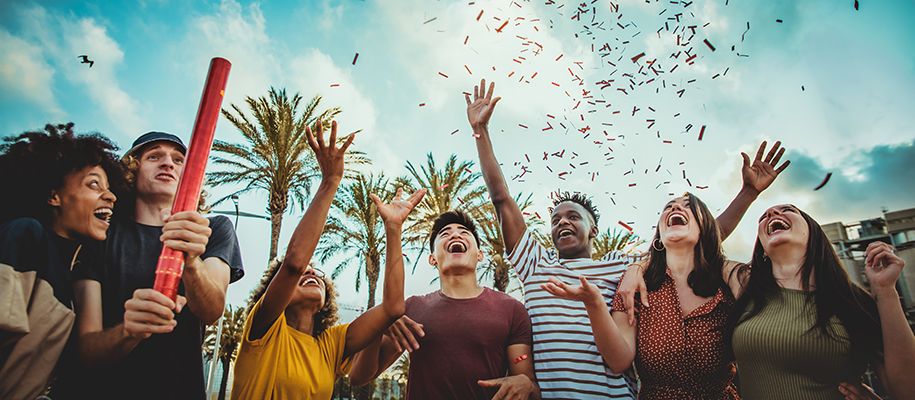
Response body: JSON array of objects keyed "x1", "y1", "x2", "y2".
[
  {"x1": 466, "y1": 79, "x2": 526, "y2": 253},
  {"x1": 343, "y1": 188, "x2": 425, "y2": 359},
  {"x1": 716, "y1": 141, "x2": 790, "y2": 240},
  {"x1": 864, "y1": 241, "x2": 915, "y2": 399},
  {"x1": 249, "y1": 121, "x2": 353, "y2": 340},
  {"x1": 542, "y1": 276, "x2": 636, "y2": 374}
]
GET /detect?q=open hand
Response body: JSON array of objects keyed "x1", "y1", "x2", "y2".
[
  {"x1": 372, "y1": 188, "x2": 426, "y2": 228},
  {"x1": 465, "y1": 79, "x2": 502, "y2": 129},
  {"x1": 541, "y1": 275, "x2": 602, "y2": 307},
  {"x1": 864, "y1": 241, "x2": 904, "y2": 292},
  {"x1": 478, "y1": 374, "x2": 535, "y2": 400},
  {"x1": 740, "y1": 141, "x2": 790, "y2": 195},
  {"x1": 306, "y1": 120, "x2": 355, "y2": 181}
]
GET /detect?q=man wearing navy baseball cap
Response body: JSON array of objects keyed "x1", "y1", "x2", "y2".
[{"x1": 54, "y1": 131, "x2": 244, "y2": 399}]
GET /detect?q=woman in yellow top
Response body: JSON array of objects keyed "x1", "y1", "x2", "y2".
[{"x1": 231, "y1": 121, "x2": 426, "y2": 400}]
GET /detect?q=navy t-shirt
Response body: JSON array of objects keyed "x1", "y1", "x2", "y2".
[
  {"x1": 0, "y1": 218, "x2": 80, "y2": 307},
  {"x1": 55, "y1": 215, "x2": 243, "y2": 400}
]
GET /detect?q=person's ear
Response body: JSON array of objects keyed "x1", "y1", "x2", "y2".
[
  {"x1": 428, "y1": 254, "x2": 436, "y2": 267},
  {"x1": 48, "y1": 190, "x2": 62, "y2": 207},
  {"x1": 477, "y1": 249, "x2": 484, "y2": 262},
  {"x1": 589, "y1": 225, "x2": 599, "y2": 240}
]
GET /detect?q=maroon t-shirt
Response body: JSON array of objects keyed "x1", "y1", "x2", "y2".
[{"x1": 404, "y1": 287, "x2": 533, "y2": 400}]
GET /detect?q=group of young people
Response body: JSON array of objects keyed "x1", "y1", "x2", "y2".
[{"x1": 1, "y1": 79, "x2": 913, "y2": 400}]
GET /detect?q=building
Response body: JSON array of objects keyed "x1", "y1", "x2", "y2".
[{"x1": 822, "y1": 207, "x2": 915, "y2": 310}]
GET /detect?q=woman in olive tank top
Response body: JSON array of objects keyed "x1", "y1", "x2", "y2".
[{"x1": 729, "y1": 204, "x2": 915, "y2": 400}]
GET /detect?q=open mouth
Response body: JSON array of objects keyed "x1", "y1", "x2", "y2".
[
  {"x1": 156, "y1": 173, "x2": 176, "y2": 181},
  {"x1": 448, "y1": 241, "x2": 467, "y2": 253},
  {"x1": 767, "y1": 218, "x2": 790, "y2": 235},
  {"x1": 299, "y1": 276, "x2": 320, "y2": 287},
  {"x1": 667, "y1": 212, "x2": 687, "y2": 227},
  {"x1": 94, "y1": 208, "x2": 112, "y2": 223},
  {"x1": 557, "y1": 228, "x2": 574, "y2": 238}
]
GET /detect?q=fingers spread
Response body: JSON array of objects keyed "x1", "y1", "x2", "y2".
[
  {"x1": 755, "y1": 141, "x2": 767, "y2": 161},
  {"x1": 775, "y1": 160, "x2": 790, "y2": 174}
]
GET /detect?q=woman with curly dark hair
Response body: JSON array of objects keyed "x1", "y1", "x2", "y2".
[
  {"x1": 231, "y1": 121, "x2": 424, "y2": 400},
  {"x1": 0, "y1": 122, "x2": 122, "y2": 399}
]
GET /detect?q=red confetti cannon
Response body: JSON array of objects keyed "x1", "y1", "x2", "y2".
[{"x1": 153, "y1": 57, "x2": 231, "y2": 302}]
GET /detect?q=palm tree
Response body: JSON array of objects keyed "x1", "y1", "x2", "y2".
[
  {"x1": 591, "y1": 227, "x2": 645, "y2": 259},
  {"x1": 395, "y1": 153, "x2": 487, "y2": 261},
  {"x1": 203, "y1": 305, "x2": 247, "y2": 400},
  {"x1": 471, "y1": 193, "x2": 547, "y2": 292},
  {"x1": 207, "y1": 87, "x2": 368, "y2": 261},
  {"x1": 317, "y1": 172, "x2": 395, "y2": 310}
]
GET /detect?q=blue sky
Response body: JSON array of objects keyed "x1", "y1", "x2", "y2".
[{"x1": 2, "y1": 0, "x2": 914, "y2": 317}]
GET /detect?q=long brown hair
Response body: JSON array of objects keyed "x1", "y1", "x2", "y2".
[
  {"x1": 644, "y1": 192, "x2": 727, "y2": 298},
  {"x1": 730, "y1": 206, "x2": 882, "y2": 365}
]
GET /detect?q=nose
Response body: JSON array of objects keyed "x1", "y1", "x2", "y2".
[
  {"x1": 104, "y1": 188, "x2": 117, "y2": 203},
  {"x1": 159, "y1": 155, "x2": 175, "y2": 169},
  {"x1": 671, "y1": 203, "x2": 685, "y2": 212}
]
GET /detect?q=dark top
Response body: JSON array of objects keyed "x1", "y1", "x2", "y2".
[
  {"x1": 0, "y1": 218, "x2": 80, "y2": 307},
  {"x1": 54, "y1": 216, "x2": 243, "y2": 400},
  {"x1": 404, "y1": 288, "x2": 533, "y2": 400},
  {"x1": 611, "y1": 270, "x2": 738, "y2": 400}
]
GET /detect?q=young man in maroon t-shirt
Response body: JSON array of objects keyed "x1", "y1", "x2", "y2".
[{"x1": 350, "y1": 210, "x2": 541, "y2": 400}]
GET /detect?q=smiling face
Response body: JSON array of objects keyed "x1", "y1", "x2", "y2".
[
  {"x1": 550, "y1": 202, "x2": 598, "y2": 259},
  {"x1": 430, "y1": 223, "x2": 484, "y2": 272},
  {"x1": 290, "y1": 266, "x2": 327, "y2": 308},
  {"x1": 657, "y1": 196, "x2": 700, "y2": 248},
  {"x1": 48, "y1": 165, "x2": 116, "y2": 241},
  {"x1": 135, "y1": 141, "x2": 185, "y2": 200},
  {"x1": 757, "y1": 204, "x2": 809, "y2": 254}
]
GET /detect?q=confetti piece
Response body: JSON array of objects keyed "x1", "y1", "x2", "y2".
[
  {"x1": 618, "y1": 221, "x2": 633, "y2": 231},
  {"x1": 813, "y1": 172, "x2": 832, "y2": 191},
  {"x1": 464, "y1": 36, "x2": 469, "y2": 45},
  {"x1": 476, "y1": 10, "x2": 484, "y2": 21},
  {"x1": 556, "y1": 54, "x2": 563, "y2": 61},
  {"x1": 698, "y1": 125, "x2": 706, "y2": 140},
  {"x1": 439, "y1": 72, "x2": 449, "y2": 78},
  {"x1": 703, "y1": 39, "x2": 716, "y2": 51},
  {"x1": 519, "y1": 124, "x2": 528, "y2": 129},
  {"x1": 465, "y1": 65, "x2": 473, "y2": 75},
  {"x1": 330, "y1": 84, "x2": 340, "y2": 87},
  {"x1": 855, "y1": 0, "x2": 859, "y2": 10},
  {"x1": 424, "y1": 17, "x2": 437, "y2": 25},
  {"x1": 352, "y1": 53, "x2": 359, "y2": 65},
  {"x1": 776, "y1": 19, "x2": 783, "y2": 23},
  {"x1": 439, "y1": 184, "x2": 449, "y2": 190},
  {"x1": 631, "y1": 52, "x2": 646, "y2": 63},
  {"x1": 464, "y1": 168, "x2": 472, "y2": 174},
  {"x1": 450, "y1": 129, "x2": 459, "y2": 135},
  {"x1": 419, "y1": 103, "x2": 426, "y2": 107},
  {"x1": 496, "y1": 20, "x2": 509, "y2": 32}
]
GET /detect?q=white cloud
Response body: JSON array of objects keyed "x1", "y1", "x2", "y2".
[
  {"x1": 10, "y1": 5, "x2": 145, "y2": 136},
  {"x1": 0, "y1": 28, "x2": 61, "y2": 115}
]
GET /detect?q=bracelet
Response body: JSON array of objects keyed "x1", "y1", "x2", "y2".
[{"x1": 513, "y1": 354, "x2": 528, "y2": 364}]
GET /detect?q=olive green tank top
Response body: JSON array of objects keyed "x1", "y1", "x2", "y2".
[{"x1": 732, "y1": 288, "x2": 866, "y2": 400}]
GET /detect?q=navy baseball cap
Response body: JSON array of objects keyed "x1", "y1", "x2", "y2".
[{"x1": 122, "y1": 131, "x2": 187, "y2": 160}]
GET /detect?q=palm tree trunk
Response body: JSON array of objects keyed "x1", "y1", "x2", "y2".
[
  {"x1": 366, "y1": 252, "x2": 379, "y2": 309},
  {"x1": 494, "y1": 262, "x2": 509, "y2": 292},
  {"x1": 269, "y1": 212, "x2": 283, "y2": 262},
  {"x1": 218, "y1": 356, "x2": 231, "y2": 400}
]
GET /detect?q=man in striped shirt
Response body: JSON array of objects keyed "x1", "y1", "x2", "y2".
[{"x1": 465, "y1": 79, "x2": 788, "y2": 399}]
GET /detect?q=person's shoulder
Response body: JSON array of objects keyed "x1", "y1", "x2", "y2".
[
  {"x1": 483, "y1": 287, "x2": 523, "y2": 305},
  {"x1": 0, "y1": 217, "x2": 47, "y2": 237},
  {"x1": 206, "y1": 214, "x2": 234, "y2": 230}
]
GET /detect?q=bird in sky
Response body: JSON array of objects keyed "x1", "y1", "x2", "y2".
[{"x1": 77, "y1": 55, "x2": 94, "y2": 68}]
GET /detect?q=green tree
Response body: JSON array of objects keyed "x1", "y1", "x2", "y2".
[
  {"x1": 591, "y1": 227, "x2": 645, "y2": 259},
  {"x1": 207, "y1": 87, "x2": 368, "y2": 262},
  {"x1": 395, "y1": 153, "x2": 487, "y2": 261},
  {"x1": 471, "y1": 193, "x2": 546, "y2": 292},
  {"x1": 203, "y1": 305, "x2": 247, "y2": 400},
  {"x1": 317, "y1": 173, "x2": 395, "y2": 310}
]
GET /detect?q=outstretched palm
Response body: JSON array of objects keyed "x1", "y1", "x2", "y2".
[
  {"x1": 542, "y1": 276, "x2": 602, "y2": 306},
  {"x1": 465, "y1": 79, "x2": 502, "y2": 129},
  {"x1": 741, "y1": 141, "x2": 790, "y2": 194},
  {"x1": 372, "y1": 188, "x2": 427, "y2": 226}
]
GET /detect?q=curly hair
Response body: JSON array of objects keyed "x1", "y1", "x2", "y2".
[
  {"x1": 0, "y1": 123, "x2": 125, "y2": 225},
  {"x1": 549, "y1": 191, "x2": 600, "y2": 227},
  {"x1": 246, "y1": 256, "x2": 340, "y2": 337},
  {"x1": 115, "y1": 152, "x2": 209, "y2": 220}
]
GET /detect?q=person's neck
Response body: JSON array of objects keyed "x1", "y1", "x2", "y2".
[
  {"x1": 664, "y1": 244, "x2": 695, "y2": 281},
  {"x1": 439, "y1": 269, "x2": 484, "y2": 299},
  {"x1": 558, "y1": 245, "x2": 592, "y2": 260},
  {"x1": 132, "y1": 195, "x2": 175, "y2": 226},
  {"x1": 769, "y1": 245, "x2": 808, "y2": 290},
  {"x1": 285, "y1": 302, "x2": 320, "y2": 336}
]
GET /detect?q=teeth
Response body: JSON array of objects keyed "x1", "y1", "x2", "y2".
[
  {"x1": 300, "y1": 278, "x2": 319, "y2": 287},
  {"x1": 667, "y1": 213, "x2": 687, "y2": 226},
  {"x1": 448, "y1": 242, "x2": 467, "y2": 253},
  {"x1": 94, "y1": 209, "x2": 112, "y2": 222},
  {"x1": 767, "y1": 219, "x2": 790, "y2": 234},
  {"x1": 559, "y1": 229, "x2": 573, "y2": 237}
]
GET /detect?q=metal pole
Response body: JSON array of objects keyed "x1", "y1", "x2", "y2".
[{"x1": 206, "y1": 315, "x2": 225, "y2": 398}]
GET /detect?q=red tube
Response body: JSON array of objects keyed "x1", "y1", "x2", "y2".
[{"x1": 153, "y1": 58, "x2": 231, "y2": 302}]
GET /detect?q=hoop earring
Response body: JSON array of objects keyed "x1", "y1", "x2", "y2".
[{"x1": 652, "y1": 238, "x2": 665, "y2": 252}]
